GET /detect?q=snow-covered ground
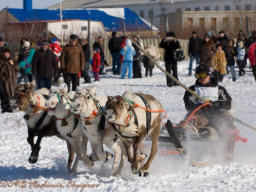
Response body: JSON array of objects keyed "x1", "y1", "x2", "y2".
[{"x1": 1, "y1": 61, "x2": 256, "y2": 192}]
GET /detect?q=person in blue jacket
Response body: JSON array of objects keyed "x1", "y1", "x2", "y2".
[
  {"x1": 120, "y1": 39, "x2": 136, "y2": 79},
  {"x1": 17, "y1": 41, "x2": 35, "y2": 83}
]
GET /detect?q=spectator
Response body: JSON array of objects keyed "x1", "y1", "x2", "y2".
[
  {"x1": 159, "y1": 31, "x2": 180, "y2": 87},
  {"x1": 142, "y1": 48, "x2": 155, "y2": 77},
  {"x1": 18, "y1": 37, "x2": 28, "y2": 63},
  {"x1": 199, "y1": 34, "x2": 216, "y2": 69},
  {"x1": 224, "y1": 39, "x2": 236, "y2": 82},
  {"x1": 236, "y1": 30, "x2": 248, "y2": 66},
  {"x1": 93, "y1": 35, "x2": 105, "y2": 75},
  {"x1": 61, "y1": 34, "x2": 85, "y2": 91},
  {"x1": 32, "y1": 40, "x2": 58, "y2": 89},
  {"x1": 119, "y1": 35, "x2": 127, "y2": 72},
  {"x1": 49, "y1": 39, "x2": 62, "y2": 86},
  {"x1": 92, "y1": 49, "x2": 101, "y2": 81},
  {"x1": 212, "y1": 44, "x2": 227, "y2": 82},
  {"x1": 120, "y1": 39, "x2": 136, "y2": 79},
  {"x1": 108, "y1": 31, "x2": 121, "y2": 75},
  {"x1": 217, "y1": 30, "x2": 229, "y2": 49},
  {"x1": 0, "y1": 48, "x2": 19, "y2": 113},
  {"x1": 0, "y1": 37, "x2": 7, "y2": 53},
  {"x1": 17, "y1": 41, "x2": 35, "y2": 83},
  {"x1": 132, "y1": 34, "x2": 142, "y2": 78},
  {"x1": 248, "y1": 36, "x2": 256, "y2": 81},
  {"x1": 188, "y1": 31, "x2": 201, "y2": 76},
  {"x1": 81, "y1": 38, "x2": 91, "y2": 83},
  {"x1": 236, "y1": 41, "x2": 246, "y2": 76}
]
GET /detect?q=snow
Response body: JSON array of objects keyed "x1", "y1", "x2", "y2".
[
  {"x1": 87, "y1": 8, "x2": 125, "y2": 19},
  {"x1": 1, "y1": 61, "x2": 256, "y2": 191}
]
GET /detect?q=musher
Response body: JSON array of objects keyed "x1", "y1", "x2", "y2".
[{"x1": 183, "y1": 65, "x2": 236, "y2": 161}]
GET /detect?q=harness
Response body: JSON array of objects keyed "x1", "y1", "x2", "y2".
[
  {"x1": 34, "y1": 111, "x2": 48, "y2": 132},
  {"x1": 53, "y1": 92, "x2": 77, "y2": 138},
  {"x1": 81, "y1": 94, "x2": 104, "y2": 125},
  {"x1": 112, "y1": 94, "x2": 152, "y2": 139}
]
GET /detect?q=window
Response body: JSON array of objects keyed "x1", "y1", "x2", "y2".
[
  {"x1": 185, "y1": 8, "x2": 191, "y2": 11},
  {"x1": 81, "y1": 26, "x2": 87, "y2": 31},
  {"x1": 187, "y1": 18, "x2": 193, "y2": 29},
  {"x1": 176, "y1": 8, "x2": 181, "y2": 12},
  {"x1": 245, "y1": 5, "x2": 251, "y2": 10},
  {"x1": 204, "y1": 6, "x2": 210, "y2": 11},
  {"x1": 223, "y1": 18, "x2": 228, "y2": 31},
  {"x1": 139, "y1": 10, "x2": 145, "y2": 18},
  {"x1": 234, "y1": 18, "x2": 239, "y2": 31},
  {"x1": 225, "y1": 6, "x2": 230, "y2": 11},
  {"x1": 236, "y1": 5, "x2": 240, "y2": 10},
  {"x1": 215, "y1": 6, "x2": 219, "y2": 11},
  {"x1": 195, "y1": 7, "x2": 200, "y2": 11},
  {"x1": 62, "y1": 24, "x2": 68, "y2": 29},
  {"x1": 211, "y1": 18, "x2": 216, "y2": 32},
  {"x1": 148, "y1": 9, "x2": 154, "y2": 18},
  {"x1": 199, "y1": 18, "x2": 205, "y2": 29}
]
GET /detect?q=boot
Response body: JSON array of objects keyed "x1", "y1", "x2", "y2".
[{"x1": 232, "y1": 77, "x2": 236, "y2": 82}]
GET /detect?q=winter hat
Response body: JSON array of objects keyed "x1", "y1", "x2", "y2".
[
  {"x1": 195, "y1": 65, "x2": 209, "y2": 75},
  {"x1": 98, "y1": 35, "x2": 103, "y2": 39},
  {"x1": 166, "y1": 32, "x2": 175, "y2": 38},
  {"x1": 192, "y1": 31, "x2": 197, "y2": 35},
  {"x1": 42, "y1": 40, "x2": 49, "y2": 46},
  {"x1": 112, "y1": 31, "x2": 117, "y2": 37},
  {"x1": 218, "y1": 30, "x2": 225, "y2": 34},
  {"x1": 70, "y1": 34, "x2": 78, "y2": 40},
  {"x1": 0, "y1": 36, "x2": 4, "y2": 42},
  {"x1": 238, "y1": 41, "x2": 244, "y2": 47},
  {"x1": 23, "y1": 41, "x2": 30, "y2": 48},
  {"x1": 204, "y1": 34, "x2": 210, "y2": 39}
]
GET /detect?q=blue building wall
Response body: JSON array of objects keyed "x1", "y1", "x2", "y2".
[{"x1": 7, "y1": 8, "x2": 152, "y2": 32}]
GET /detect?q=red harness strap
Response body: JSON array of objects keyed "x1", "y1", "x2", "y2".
[
  {"x1": 56, "y1": 110, "x2": 72, "y2": 121},
  {"x1": 33, "y1": 96, "x2": 41, "y2": 113}
]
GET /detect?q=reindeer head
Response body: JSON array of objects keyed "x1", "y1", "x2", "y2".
[
  {"x1": 71, "y1": 86, "x2": 98, "y2": 117},
  {"x1": 10, "y1": 82, "x2": 36, "y2": 112},
  {"x1": 105, "y1": 95, "x2": 131, "y2": 126},
  {"x1": 46, "y1": 84, "x2": 74, "y2": 115}
]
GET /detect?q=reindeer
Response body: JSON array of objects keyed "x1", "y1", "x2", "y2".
[
  {"x1": 9, "y1": 82, "x2": 75, "y2": 170},
  {"x1": 105, "y1": 91, "x2": 163, "y2": 177},
  {"x1": 45, "y1": 85, "x2": 93, "y2": 173},
  {"x1": 71, "y1": 86, "x2": 125, "y2": 176}
]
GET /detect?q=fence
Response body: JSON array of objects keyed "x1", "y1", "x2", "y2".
[{"x1": 98, "y1": 38, "x2": 189, "y2": 66}]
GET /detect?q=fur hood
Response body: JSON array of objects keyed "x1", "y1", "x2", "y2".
[{"x1": 125, "y1": 39, "x2": 132, "y2": 47}]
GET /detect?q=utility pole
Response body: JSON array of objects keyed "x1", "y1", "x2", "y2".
[{"x1": 60, "y1": 0, "x2": 63, "y2": 45}]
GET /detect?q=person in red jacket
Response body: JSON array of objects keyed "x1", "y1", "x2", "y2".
[
  {"x1": 92, "y1": 48, "x2": 101, "y2": 81},
  {"x1": 248, "y1": 36, "x2": 256, "y2": 81}
]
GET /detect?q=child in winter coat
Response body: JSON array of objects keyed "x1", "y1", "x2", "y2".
[
  {"x1": 236, "y1": 41, "x2": 246, "y2": 76},
  {"x1": 92, "y1": 48, "x2": 101, "y2": 81},
  {"x1": 17, "y1": 41, "x2": 35, "y2": 83},
  {"x1": 120, "y1": 39, "x2": 136, "y2": 79},
  {"x1": 212, "y1": 43, "x2": 227, "y2": 82}
]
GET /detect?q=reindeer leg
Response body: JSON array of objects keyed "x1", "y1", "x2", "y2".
[
  {"x1": 97, "y1": 130, "x2": 107, "y2": 162},
  {"x1": 140, "y1": 124, "x2": 160, "y2": 177},
  {"x1": 27, "y1": 128, "x2": 35, "y2": 152},
  {"x1": 105, "y1": 138, "x2": 121, "y2": 170},
  {"x1": 29, "y1": 132, "x2": 43, "y2": 164},
  {"x1": 113, "y1": 140, "x2": 127, "y2": 177},
  {"x1": 81, "y1": 135, "x2": 94, "y2": 166},
  {"x1": 131, "y1": 138, "x2": 140, "y2": 174},
  {"x1": 66, "y1": 141, "x2": 75, "y2": 171},
  {"x1": 70, "y1": 156, "x2": 79, "y2": 173}
]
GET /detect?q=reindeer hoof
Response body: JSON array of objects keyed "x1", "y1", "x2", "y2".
[
  {"x1": 143, "y1": 172, "x2": 149, "y2": 177},
  {"x1": 139, "y1": 172, "x2": 142, "y2": 177},
  {"x1": 28, "y1": 156, "x2": 38, "y2": 164}
]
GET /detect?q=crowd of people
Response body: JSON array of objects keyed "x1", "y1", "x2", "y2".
[
  {"x1": 186, "y1": 30, "x2": 256, "y2": 83},
  {"x1": 1, "y1": 29, "x2": 256, "y2": 113}
]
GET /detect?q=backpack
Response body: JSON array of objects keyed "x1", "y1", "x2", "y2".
[{"x1": 174, "y1": 49, "x2": 185, "y2": 62}]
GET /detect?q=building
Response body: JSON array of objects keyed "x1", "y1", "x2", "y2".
[{"x1": 49, "y1": 0, "x2": 256, "y2": 34}]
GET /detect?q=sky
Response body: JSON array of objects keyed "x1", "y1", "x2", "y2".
[{"x1": 0, "y1": 0, "x2": 64, "y2": 11}]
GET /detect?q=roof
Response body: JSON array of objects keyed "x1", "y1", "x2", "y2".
[
  {"x1": 49, "y1": 0, "x2": 190, "y2": 9},
  {"x1": 6, "y1": 8, "x2": 158, "y2": 32}
]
